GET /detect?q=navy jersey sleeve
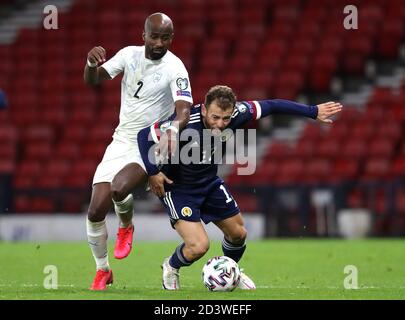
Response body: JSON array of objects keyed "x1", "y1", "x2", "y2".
[
  {"x1": 137, "y1": 127, "x2": 160, "y2": 176},
  {"x1": 230, "y1": 100, "x2": 318, "y2": 128}
]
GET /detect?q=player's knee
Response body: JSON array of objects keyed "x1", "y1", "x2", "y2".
[
  {"x1": 229, "y1": 226, "x2": 247, "y2": 245},
  {"x1": 87, "y1": 206, "x2": 107, "y2": 222},
  {"x1": 110, "y1": 180, "x2": 128, "y2": 202},
  {"x1": 188, "y1": 239, "x2": 210, "y2": 259}
]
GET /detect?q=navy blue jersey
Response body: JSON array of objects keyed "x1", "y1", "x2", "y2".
[{"x1": 137, "y1": 99, "x2": 318, "y2": 189}]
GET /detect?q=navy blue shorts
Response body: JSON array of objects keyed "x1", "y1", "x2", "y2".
[{"x1": 160, "y1": 179, "x2": 240, "y2": 228}]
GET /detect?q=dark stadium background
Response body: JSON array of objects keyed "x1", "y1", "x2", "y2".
[{"x1": 0, "y1": 0, "x2": 404, "y2": 238}]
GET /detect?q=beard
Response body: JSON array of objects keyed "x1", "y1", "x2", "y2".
[{"x1": 146, "y1": 46, "x2": 167, "y2": 60}]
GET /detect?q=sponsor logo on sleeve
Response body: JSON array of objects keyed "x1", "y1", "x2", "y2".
[{"x1": 176, "y1": 90, "x2": 192, "y2": 97}]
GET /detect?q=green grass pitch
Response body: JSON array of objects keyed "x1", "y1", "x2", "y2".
[{"x1": 0, "y1": 239, "x2": 404, "y2": 300}]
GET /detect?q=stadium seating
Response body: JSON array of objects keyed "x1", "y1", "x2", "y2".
[{"x1": 0, "y1": 0, "x2": 403, "y2": 234}]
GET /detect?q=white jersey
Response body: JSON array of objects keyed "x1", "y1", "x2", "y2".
[{"x1": 101, "y1": 46, "x2": 193, "y2": 142}]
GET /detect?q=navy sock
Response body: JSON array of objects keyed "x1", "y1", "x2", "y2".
[
  {"x1": 222, "y1": 237, "x2": 246, "y2": 263},
  {"x1": 169, "y1": 243, "x2": 192, "y2": 269}
]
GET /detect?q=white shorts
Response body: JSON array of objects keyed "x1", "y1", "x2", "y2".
[{"x1": 92, "y1": 132, "x2": 146, "y2": 185}]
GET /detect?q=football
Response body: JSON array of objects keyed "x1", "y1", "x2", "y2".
[{"x1": 202, "y1": 256, "x2": 241, "y2": 292}]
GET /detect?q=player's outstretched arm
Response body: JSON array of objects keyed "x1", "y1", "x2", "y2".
[
  {"x1": 315, "y1": 101, "x2": 343, "y2": 124},
  {"x1": 84, "y1": 46, "x2": 112, "y2": 86},
  {"x1": 253, "y1": 99, "x2": 343, "y2": 121}
]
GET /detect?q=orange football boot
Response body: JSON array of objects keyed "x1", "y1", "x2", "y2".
[
  {"x1": 114, "y1": 224, "x2": 134, "y2": 259},
  {"x1": 90, "y1": 269, "x2": 113, "y2": 291}
]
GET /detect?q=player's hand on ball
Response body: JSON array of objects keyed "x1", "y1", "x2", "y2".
[
  {"x1": 316, "y1": 101, "x2": 343, "y2": 124},
  {"x1": 87, "y1": 46, "x2": 107, "y2": 65},
  {"x1": 149, "y1": 172, "x2": 173, "y2": 197}
]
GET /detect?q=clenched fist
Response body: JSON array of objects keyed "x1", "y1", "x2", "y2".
[{"x1": 87, "y1": 46, "x2": 107, "y2": 65}]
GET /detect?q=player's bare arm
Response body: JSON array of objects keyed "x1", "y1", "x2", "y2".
[
  {"x1": 83, "y1": 46, "x2": 112, "y2": 86},
  {"x1": 316, "y1": 101, "x2": 343, "y2": 124},
  {"x1": 157, "y1": 100, "x2": 192, "y2": 158},
  {"x1": 172, "y1": 100, "x2": 193, "y2": 130}
]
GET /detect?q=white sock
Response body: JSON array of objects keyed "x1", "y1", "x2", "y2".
[
  {"x1": 113, "y1": 193, "x2": 134, "y2": 228},
  {"x1": 86, "y1": 218, "x2": 110, "y2": 271}
]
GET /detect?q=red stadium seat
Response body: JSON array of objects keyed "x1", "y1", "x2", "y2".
[
  {"x1": 273, "y1": 72, "x2": 304, "y2": 100},
  {"x1": 351, "y1": 123, "x2": 375, "y2": 141},
  {"x1": 35, "y1": 176, "x2": 64, "y2": 188},
  {"x1": 0, "y1": 159, "x2": 14, "y2": 173},
  {"x1": 395, "y1": 189, "x2": 405, "y2": 215},
  {"x1": 263, "y1": 142, "x2": 292, "y2": 160},
  {"x1": 291, "y1": 140, "x2": 315, "y2": 159},
  {"x1": 316, "y1": 139, "x2": 340, "y2": 159},
  {"x1": 54, "y1": 142, "x2": 81, "y2": 160},
  {"x1": 82, "y1": 143, "x2": 106, "y2": 160},
  {"x1": 22, "y1": 125, "x2": 55, "y2": 143},
  {"x1": 360, "y1": 158, "x2": 391, "y2": 183},
  {"x1": 231, "y1": 193, "x2": 259, "y2": 212},
  {"x1": 367, "y1": 139, "x2": 395, "y2": 158},
  {"x1": 88, "y1": 125, "x2": 114, "y2": 143},
  {"x1": 69, "y1": 108, "x2": 96, "y2": 124},
  {"x1": 16, "y1": 161, "x2": 42, "y2": 178},
  {"x1": 377, "y1": 19, "x2": 403, "y2": 59},
  {"x1": 61, "y1": 193, "x2": 87, "y2": 213},
  {"x1": 13, "y1": 176, "x2": 36, "y2": 189},
  {"x1": 346, "y1": 188, "x2": 365, "y2": 209},
  {"x1": 43, "y1": 160, "x2": 71, "y2": 178},
  {"x1": 337, "y1": 107, "x2": 362, "y2": 123},
  {"x1": 341, "y1": 139, "x2": 367, "y2": 159},
  {"x1": 61, "y1": 125, "x2": 86, "y2": 142},
  {"x1": 390, "y1": 156, "x2": 405, "y2": 178},
  {"x1": 327, "y1": 159, "x2": 359, "y2": 183},
  {"x1": 0, "y1": 125, "x2": 18, "y2": 142},
  {"x1": 0, "y1": 141, "x2": 16, "y2": 160},
  {"x1": 301, "y1": 158, "x2": 332, "y2": 184},
  {"x1": 301, "y1": 123, "x2": 324, "y2": 141},
  {"x1": 376, "y1": 122, "x2": 401, "y2": 141},
  {"x1": 24, "y1": 142, "x2": 53, "y2": 160},
  {"x1": 42, "y1": 108, "x2": 67, "y2": 126},
  {"x1": 31, "y1": 197, "x2": 55, "y2": 213},
  {"x1": 13, "y1": 195, "x2": 32, "y2": 213},
  {"x1": 273, "y1": 159, "x2": 304, "y2": 185}
]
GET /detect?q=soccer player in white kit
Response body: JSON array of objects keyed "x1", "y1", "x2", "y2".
[{"x1": 83, "y1": 13, "x2": 193, "y2": 290}]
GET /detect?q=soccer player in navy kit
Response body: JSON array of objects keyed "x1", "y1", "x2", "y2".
[{"x1": 137, "y1": 85, "x2": 342, "y2": 290}]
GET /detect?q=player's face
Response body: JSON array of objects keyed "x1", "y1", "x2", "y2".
[
  {"x1": 202, "y1": 101, "x2": 234, "y2": 133},
  {"x1": 143, "y1": 28, "x2": 173, "y2": 60}
]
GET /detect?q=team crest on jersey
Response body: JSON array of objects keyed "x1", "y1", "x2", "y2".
[
  {"x1": 181, "y1": 206, "x2": 193, "y2": 217},
  {"x1": 176, "y1": 78, "x2": 189, "y2": 90},
  {"x1": 153, "y1": 72, "x2": 163, "y2": 83},
  {"x1": 236, "y1": 102, "x2": 248, "y2": 113}
]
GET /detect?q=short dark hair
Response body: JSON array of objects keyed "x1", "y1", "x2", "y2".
[{"x1": 204, "y1": 85, "x2": 236, "y2": 111}]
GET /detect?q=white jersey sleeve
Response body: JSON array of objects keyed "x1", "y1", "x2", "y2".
[
  {"x1": 100, "y1": 47, "x2": 127, "y2": 79},
  {"x1": 169, "y1": 60, "x2": 193, "y2": 104}
]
